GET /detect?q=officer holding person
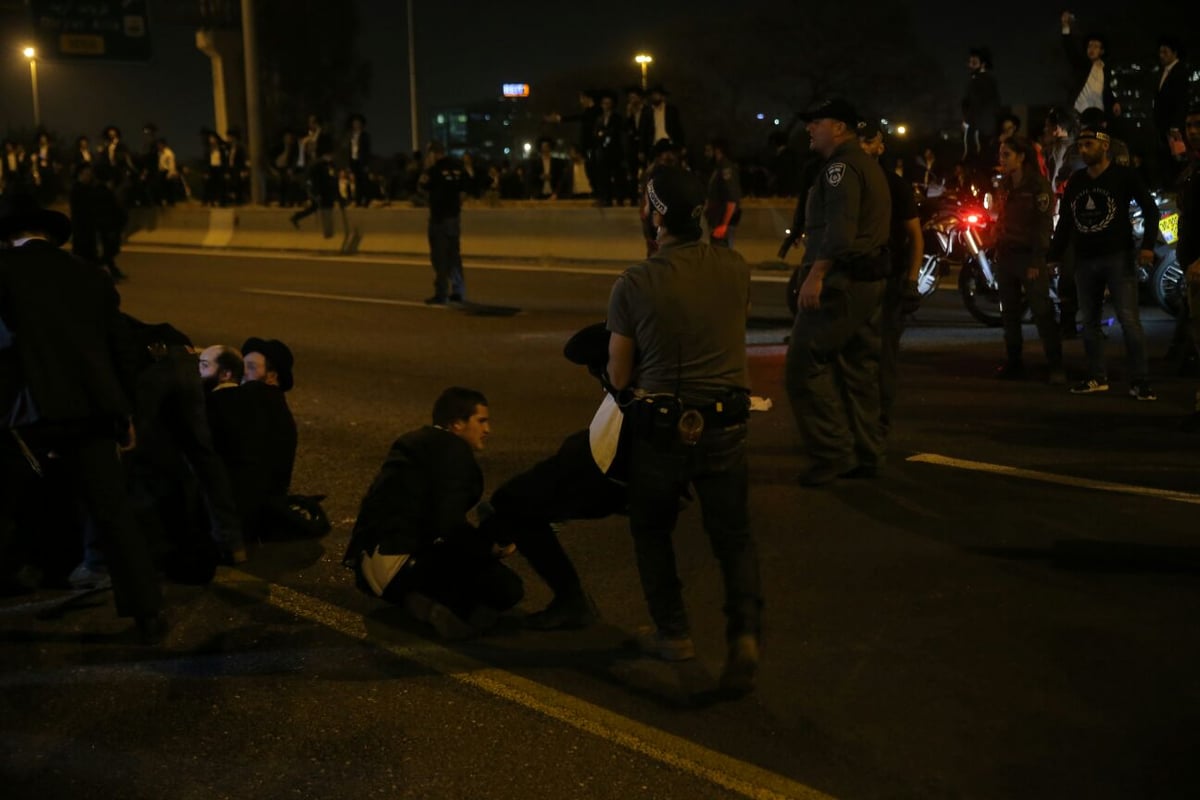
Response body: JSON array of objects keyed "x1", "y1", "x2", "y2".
[
  {"x1": 605, "y1": 165, "x2": 762, "y2": 696},
  {"x1": 785, "y1": 98, "x2": 892, "y2": 486}
]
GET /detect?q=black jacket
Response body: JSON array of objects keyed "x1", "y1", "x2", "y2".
[
  {"x1": 996, "y1": 169, "x2": 1054, "y2": 259},
  {"x1": 0, "y1": 240, "x2": 137, "y2": 428},
  {"x1": 1062, "y1": 33, "x2": 1116, "y2": 115},
  {"x1": 207, "y1": 380, "x2": 297, "y2": 502},
  {"x1": 1176, "y1": 156, "x2": 1200, "y2": 269},
  {"x1": 1153, "y1": 62, "x2": 1189, "y2": 139},
  {"x1": 638, "y1": 103, "x2": 685, "y2": 157},
  {"x1": 343, "y1": 425, "x2": 493, "y2": 561}
]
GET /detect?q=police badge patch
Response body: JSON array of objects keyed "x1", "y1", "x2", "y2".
[
  {"x1": 1036, "y1": 192, "x2": 1050, "y2": 212},
  {"x1": 825, "y1": 162, "x2": 846, "y2": 187}
]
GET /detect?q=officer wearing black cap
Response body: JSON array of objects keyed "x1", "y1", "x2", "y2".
[
  {"x1": 786, "y1": 98, "x2": 891, "y2": 485},
  {"x1": 605, "y1": 165, "x2": 762, "y2": 695}
]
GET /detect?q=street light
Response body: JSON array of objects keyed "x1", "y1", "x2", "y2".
[
  {"x1": 896, "y1": 125, "x2": 908, "y2": 137},
  {"x1": 22, "y1": 46, "x2": 40, "y2": 130},
  {"x1": 634, "y1": 53, "x2": 653, "y2": 91}
]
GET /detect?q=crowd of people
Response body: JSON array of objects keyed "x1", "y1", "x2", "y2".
[{"x1": 1, "y1": 14, "x2": 1197, "y2": 701}]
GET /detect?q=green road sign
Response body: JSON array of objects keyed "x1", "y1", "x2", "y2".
[{"x1": 30, "y1": 0, "x2": 152, "y2": 61}]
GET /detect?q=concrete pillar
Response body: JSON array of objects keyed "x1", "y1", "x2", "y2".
[{"x1": 195, "y1": 28, "x2": 246, "y2": 139}]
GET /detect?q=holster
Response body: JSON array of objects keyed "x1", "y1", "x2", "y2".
[{"x1": 840, "y1": 247, "x2": 891, "y2": 281}]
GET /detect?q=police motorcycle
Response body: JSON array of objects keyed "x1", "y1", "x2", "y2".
[
  {"x1": 916, "y1": 186, "x2": 1014, "y2": 326},
  {"x1": 1131, "y1": 192, "x2": 1183, "y2": 317}
]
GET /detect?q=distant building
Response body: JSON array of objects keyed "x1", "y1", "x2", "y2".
[{"x1": 429, "y1": 93, "x2": 549, "y2": 163}]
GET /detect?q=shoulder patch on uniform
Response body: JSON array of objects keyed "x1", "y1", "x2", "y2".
[
  {"x1": 722, "y1": 167, "x2": 734, "y2": 180},
  {"x1": 825, "y1": 162, "x2": 846, "y2": 187},
  {"x1": 1036, "y1": 192, "x2": 1051, "y2": 212}
]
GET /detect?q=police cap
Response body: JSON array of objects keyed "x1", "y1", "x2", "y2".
[
  {"x1": 645, "y1": 165, "x2": 705, "y2": 234},
  {"x1": 797, "y1": 97, "x2": 859, "y2": 127},
  {"x1": 856, "y1": 119, "x2": 882, "y2": 139}
]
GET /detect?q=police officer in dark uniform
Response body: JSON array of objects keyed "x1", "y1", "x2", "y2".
[
  {"x1": 855, "y1": 120, "x2": 924, "y2": 443},
  {"x1": 705, "y1": 138, "x2": 741, "y2": 248},
  {"x1": 993, "y1": 135, "x2": 1063, "y2": 382},
  {"x1": 420, "y1": 141, "x2": 467, "y2": 305},
  {"x1": 606, "y1": 165, "x2": 762, "y2": 695},
  {"x1": 786, "y1": 98, "x2": 891, "y2": 485}
]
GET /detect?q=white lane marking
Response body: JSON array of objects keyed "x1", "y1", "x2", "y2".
[
  {"x1": 241, "y1": 288, "x2": 447, "y2": 309},
  {"x1": 126, "y1": 244, "x2": 792, "y2": 282},
  {"x1": 218, "y1": 570, "x2": 835, "y2": 800},
  {"x1": 907, "y1": 453, "x2": 1200, "y2": 506}
]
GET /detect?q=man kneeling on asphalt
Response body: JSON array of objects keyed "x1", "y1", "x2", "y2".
[{"x1": 343, "y1": 387, "x2": 523, "y2": 639}]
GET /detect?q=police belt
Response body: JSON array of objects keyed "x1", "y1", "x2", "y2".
[
  {"x1": 834, "y1": 247, "x2": 891, "y2": 281},
  {"x1": 625, "y1": 390, "x2": 750, "y2": 448}
]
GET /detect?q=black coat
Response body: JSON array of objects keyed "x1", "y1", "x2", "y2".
[
  {"x1": 1154, "y1": 62, "x2": 1189, "y2": 140},
  {"x1": 207, "y1": 380, "x2": 297, "y2": 503},
  {"x1": 638, "y1": 103, "x2": 685, "y2": 157},
  {"x1": 1062, "y1": 33, "x2": 1117, "y2": 115},
  {"x1": 0, "y1": 240, "x2": 137, "y2": 428},
  {"x1": 344, "y1": 425, "x2": 491, "y2": 561}
]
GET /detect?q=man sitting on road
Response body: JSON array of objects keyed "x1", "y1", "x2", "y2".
[
  {"x1": 205, "y1": 338, "x2": 298, "y2": 538},
  {"x1": 343, "y1": 387, "x2": 523, "y2": 639},
  {"x1": 198, "y1": 344, "x2": 243, "y2": 393}
]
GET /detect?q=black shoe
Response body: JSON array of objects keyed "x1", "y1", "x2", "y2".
[
  {"x1": 523, "y1": 593, "x2": 599, "y2": 631},
  {"x1": 994, "y1": 361, "x2": 1024, "y2": 380},
  {"x1": 424, "y1": 295, "x2": 448, "y2": 306},
  {"x1": 719, "y1": 633, "x2": 760, "y2": 697},
  {"x1": 838, "y1": 464, "x2": 880, "y2": 480},
  {"x1": 136, "y1": 612, "x2": 169, "y2": 645},
  {"x1": 448, "y1": 293, "x2": 464, "y2": 304}
]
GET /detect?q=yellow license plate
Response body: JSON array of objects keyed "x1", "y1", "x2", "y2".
[{"x1": 1159, "y1": 213, "x2": 1179, "y2": 244}]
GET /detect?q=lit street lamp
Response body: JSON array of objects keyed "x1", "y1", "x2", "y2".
[
  {"x1": 22, "y1": 46, "x2": 41, "y2": 130},
  {"x1": 634, "y1": 53, "x2": 653, "y2": 91}
]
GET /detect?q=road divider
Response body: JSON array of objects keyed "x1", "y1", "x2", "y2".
[{"x1": 124, "y1": 203, "x2": 800, "y2": 268}]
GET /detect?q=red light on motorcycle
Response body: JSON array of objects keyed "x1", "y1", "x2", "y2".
[{"x1": 966, "y1": 214, "x2": 979, "y2": 225}]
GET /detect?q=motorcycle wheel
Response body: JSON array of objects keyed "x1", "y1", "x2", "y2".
[
  {"x1": 958, "y1": 256, "x2": 1022, "y2": 327},
  {"x1": 1152, "y1": 254, "x2": 1185, "y2": 318},
  {"x1": 917, "y1": 254, "x2": 942, "y2": 298}
]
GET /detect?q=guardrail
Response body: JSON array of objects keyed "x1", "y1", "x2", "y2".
[{"x1": 123, "y1": 202, "x2": 801, "y2": 268}]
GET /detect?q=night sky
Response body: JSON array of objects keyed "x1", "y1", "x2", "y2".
[{"x1": 0, "y1": 0, "x2": 1188, "y2": 158}]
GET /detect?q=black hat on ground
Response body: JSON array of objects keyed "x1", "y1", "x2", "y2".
[
  {"x1": 645, "y1": 165, "x2": 705, "y2": 235},
  {"x1": 241, "y1": 337, "x2": 295, "y2": 392},
  {"x1": 0, "y1": 193, "x2": 72, "y2": 246},
  {"x1": 797, "y1": 97, "x2": 860, "y2": 127}
]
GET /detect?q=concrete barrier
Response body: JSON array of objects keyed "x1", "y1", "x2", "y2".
[{"x1": 124, "y1": 201, "x2": 800, "y2": 268}]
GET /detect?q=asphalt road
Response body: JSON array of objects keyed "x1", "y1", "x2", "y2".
[{"x1": 2, "y1": 247, "x2": 1198, "y2": 800}]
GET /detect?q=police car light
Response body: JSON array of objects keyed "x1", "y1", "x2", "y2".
[{"x1": 756, "y1": 113, "x2": 765, "y2": 120}]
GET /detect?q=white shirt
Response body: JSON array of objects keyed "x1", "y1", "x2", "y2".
[
  {"x1": 158, "y1": 147, "x2": 177, "y2": 176},
  {"x1": 350, "y1": 131, "x2": 360, "y2": 160},
  {"x1": 571, "y1": 160, "x2": 592, "y2": 195},
  {"x1": 1075, "y1": 60, "x2": 1105, "y2": 112},
  {"x1": 541, "y1": 155, "x2": 553, "y2": 195},
  {"x1": 1159, "y1": 59, "x2": 1179, "y2": 91},
  {"x1": 653, "y1": 104, "x2": 668, "y2": 144}
]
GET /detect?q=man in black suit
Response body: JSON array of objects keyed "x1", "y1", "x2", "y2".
[
  {"x1": 527, "y1": 137, "x2": 566, "y2": 200},
  {"x1": 1061, "y1": 12, "x2": 1119, "y2": 119},
  {"x1": 1154, "y1": 37, "x2": 1189, "y2": 184},
  {"x1": 346, "y1": 113, "x2": 372, "y2": 207},
  {"x1": 0, "y1": 195, "x2": 165, "y2": 642},
  {"x1": 639, "y1": 85, "x2": 685, "y2": 163},
  {"x1": 225, "y1": 128, "x2": 249, "y2": 205},
  {"x1": 343, "y1": 387, "x2": 522, "y2": 640},
  {"x1": 591, "y1": 90, "x2": 625, "y2": 206}
]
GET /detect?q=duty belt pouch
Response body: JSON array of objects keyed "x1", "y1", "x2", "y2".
[
  {"x1": 843, "y1": 248, "x2": 891, "y2": 281},
  {"x1": 631, "y1": 395, "x2": 684, "y2": 450}
]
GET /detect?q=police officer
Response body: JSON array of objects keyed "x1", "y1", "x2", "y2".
[
  {"x1": 855, "y1": 120, "x2": 924, "y2": 443},
  {"x1": 705, "y1": 138, "x2": 741, "y2": 248},
  {"x1": 420, "y1": 141, "x2": 467, "y2": 305},
  {"x1": 993, "y1": 135, "x2": 1064, "y2": 383},
  {"x1": 786, "y1": 98, "x2": 891, "y2": 485},
  {"x1": 606, "y1": 165, "x2": 762, "y2": 695}
]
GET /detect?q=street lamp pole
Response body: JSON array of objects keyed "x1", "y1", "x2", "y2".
[
  {"x1": 408, "y1": 0, "x2": 419, "y2": 152},
  {"x1": 634, "y1": 53, "x2": 653, "y2": 91},
  {"x1": 23, "y1": 47, "x2": 41, "y2": 129}
]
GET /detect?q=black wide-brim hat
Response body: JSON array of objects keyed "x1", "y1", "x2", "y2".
[
  {"x1": 564, "y1": 322, "x2": 611, "y2": 372},
  {"x1": 242, "y1": 337, "x2": 295, "y2": 392},
  {"x1": 0, "y1": 193, "x2": 72, "y2": 246}
]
